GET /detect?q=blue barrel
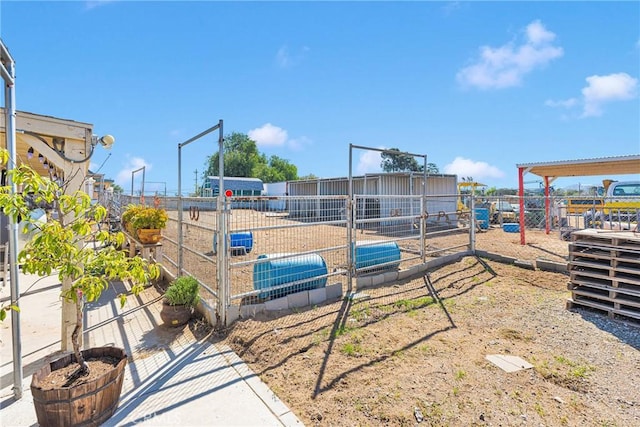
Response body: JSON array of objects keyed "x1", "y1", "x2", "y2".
[
  {"x1": 213, "y1": 231, "x2": 253, "y2": 254},
  {"x1": 474, "y1": 208, "x2": 490, "y2": 230},
  {"x1": 353, "y1": 241, "x2": 401, "y2": 270},
  {"x1": 253, "y1": 253, "x2": 328, "y2": 299}
]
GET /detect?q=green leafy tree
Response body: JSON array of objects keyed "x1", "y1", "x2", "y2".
[
  {"x1": 0, "y1": 149, "x2": 160, "y2": 376},
  {"x1": 111, "y1": 184, "x2": 124, "y2": 194},
  {"x1": 380, "y1": 148, "x2": 432, "y2": 173},
  {"x1": 204, "y1": 132, "x2": 262, "y2": 177},
  {"x1": 426, "y1": 163, "x2": 439, "y2": 174},
  {"x1": 204, "y1": 133, "x2": 299, "y2": 183},
  {"x1": 298, "y1": 173, "x2": 319, "y2": 180}
]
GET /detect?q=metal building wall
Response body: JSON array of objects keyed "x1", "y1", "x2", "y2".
[{"x1": 287, "y1": 173, "x2": 457, "y2": 220}]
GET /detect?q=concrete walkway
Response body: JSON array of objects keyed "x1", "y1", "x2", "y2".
[{"x1": 0, "y1": 271, "x2": 302, "y2": 426}]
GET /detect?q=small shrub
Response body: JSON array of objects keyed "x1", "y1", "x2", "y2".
[{"x1": 164, "y1": 275, "x2": 200, "y2": 307}]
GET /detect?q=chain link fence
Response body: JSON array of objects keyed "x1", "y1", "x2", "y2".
[{"x1": 100, "y1": 189, "x2": 638, "y2": 327}]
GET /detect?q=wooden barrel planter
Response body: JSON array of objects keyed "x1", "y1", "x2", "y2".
[{"x1": 30, "y1": 347, "x2": 127, "y2": 427}]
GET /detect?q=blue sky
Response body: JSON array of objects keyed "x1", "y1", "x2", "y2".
[{"x1": 2, "y1": 1, "x2": 639, "y2": 195}]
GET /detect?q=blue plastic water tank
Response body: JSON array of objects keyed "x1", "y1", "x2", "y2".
[
  {"x1": 502, "y1": 223, "x2": 520, "y2": 233},
  {"x1": 353, "y1": 241, "x2": 401, "y2": 270},
  {"x1": 474, "y1": 208, "x2": 490, "y2": 230},
  {"x1": 253, "y1": 253, "x2": 328, "y2": 299},
  {"x1": 213, "y1": 231, "x2": 253, "y2": 254}
]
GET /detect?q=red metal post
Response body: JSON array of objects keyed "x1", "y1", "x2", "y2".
[
  {"x1": 544, "y1": 176, "x2": 550, "y2": 234},
  {"x1": 519, "y1": 167, "x2": 526, "y2": 245}
]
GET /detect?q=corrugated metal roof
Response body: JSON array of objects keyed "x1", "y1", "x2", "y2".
[
  {"x1": 205, "y1": 176, "x2": 264, "y2": 191},
  {"x1": 517, "y1": 154, "x2": 640, "y2": 178}
]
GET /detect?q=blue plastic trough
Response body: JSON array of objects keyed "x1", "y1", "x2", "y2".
[
  {"x1": 253, "y1": 253, "x2": 328, "y2": 300},
  {"x1": 213, "y1": 231, "x2": 253, "y2": 255},
  {"x1": 352, "y1": 240, "x2": 401, "y2": 271},
  {"x1": 502, "y1": 223, "x2": 520, "y2": 233}
]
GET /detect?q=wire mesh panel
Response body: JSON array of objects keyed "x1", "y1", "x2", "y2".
[{"x1": 227, "y1": 196, "x2": 349, "y2": 304}]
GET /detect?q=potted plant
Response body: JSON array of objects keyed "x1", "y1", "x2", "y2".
[
  {"x1": 0, "y1": 149, "x2": 160, "y2": 426},
  {"x1": 160, "y1": 275, "x2": 200, "y2": 327},
  {"x1": 122, "y1": 204, "x2": 168, "y2": 244},
  {"x1": 121, "y1": 203, "x2": 143, "y2": 235}
]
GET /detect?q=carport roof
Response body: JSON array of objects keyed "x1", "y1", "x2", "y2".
[{"x1": 517, "y1": 154, "x2": 640, "y2": 178}]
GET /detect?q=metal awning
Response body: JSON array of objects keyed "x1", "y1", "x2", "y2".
[
  {"x1": 517, "y1": 155, "x2": 640, "y2": 179},
  {"x1": 516, "y1": 154, "x2": 640, "y2": 245}
]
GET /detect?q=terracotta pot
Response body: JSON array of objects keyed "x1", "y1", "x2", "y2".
[
  {"x1": 30, "y1": 347, "x2": 127, "y2": 427},
  {"x1": 160, "y1": 301, "x2": 192, "y2": 327},
  {"x1": 136, "y1": 228, "x2": 162, "y2": 244}
]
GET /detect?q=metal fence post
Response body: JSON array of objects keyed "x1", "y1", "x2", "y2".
[
  {"x1": 420, "y1": 196, "x2": 426, "y2": 263},
  {"x1": 470, "y1": 195, "x2": 476, "y2": 253}
]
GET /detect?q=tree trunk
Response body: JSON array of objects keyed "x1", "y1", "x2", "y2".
[{"x1": 71, "y1": 296, "x2": 89, "y2": 374}]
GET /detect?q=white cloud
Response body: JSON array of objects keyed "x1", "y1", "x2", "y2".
[
  {"x1": 248, "y1": 123, "x2": 311, "y2": 151},
  {"x1": 116, "y1": 156, "x2": 151, "y2": 190},
  {"x1": 275, "y1": 45, "x2": 310, "y2": 68},
  {"x1": 545, "y1": 72, "x2": 638, "y2": 118},
  {"x1": 443, "y1": 157, "x2": 504, "y2": 180},
  {"x1": 456, "y1": 20, "x2": 563, "y2": 90},
  {"x1": 356, "y1": 149, "x2": 384, "y2": 175},
  {"x1": 248, "y1": 123, "x2": 288, "y2": 147},
  {"x1": 581, "y1": 73, "x2": 638, "y2": 117}
]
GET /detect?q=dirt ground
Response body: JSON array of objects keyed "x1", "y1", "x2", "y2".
[
  {"x1": 221, "y1": 258, "x2": 640, "y2": 427},
  {"x1": 161, "y1": 211, "x2": 640, "y2": 426}
]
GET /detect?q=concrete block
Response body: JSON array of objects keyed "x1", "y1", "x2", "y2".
[
  {"x1": 397, "y1": 268, "x2": 412, "y2": 281},
  {"x1": 240, "y1": 303, "x2": 265, "y2": 318},
  {"x1": 535, "y1": 258, "x2": 568, "y2": 274},
  {"x1": 357, "y1": 276, "x2": 372, "y2": 288},
  {"x1": 288, "y1": 291, "x2": 310, "y2": 309},
  {"x1": 226, "y1": 304, "x2": 240, "y2": 324},
  {"x1": 514, "y1": 259, "x2": 535, "y2": 270},
  {"x1": 309, "y1": 287, "x2": 327, "y2": 306},
  {"x1": 406, "y1": 264, "x2": 426, "y2": 278},
  {"x1": 326, "y1": 283, "x2": 343, "y2": 301},
  {"x1": 371, "y1": 273, "x2": 385, "y2": 286},
  {"x1": 196, "y1": 299, "x2": 216, "y2": 326},
  {"x1": 265, "y1": 296, "x2": 289, "y2": 312},
  {"x1": 384, "y1": 271, "x2": 399, "y2": 283},
  {"x1": 476, "y1": 250, "x2": 517, "y2": 265}
]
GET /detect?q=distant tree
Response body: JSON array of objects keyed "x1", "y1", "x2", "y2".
[
  {"x1": 111, "y1": 184, "x2": 124, "y2": 194},
  {"x1": 298, "y1": 173, "x2": 319, "y2": 180},
  {"x1": 380, "y1": 148, "x2": 423, "y2": 172},
  {"x1": 204, "y1": 132, "x2": 299, "y2": 183},
  {"x1": 266, "y1": 155, "x2": 298, "y2": 181},
  {"x1": 426, "y1": 163, "x2": 439, "y2": 174},
  {"x1": 205, "y1": 132, "x2": 261, "y2": 178}
]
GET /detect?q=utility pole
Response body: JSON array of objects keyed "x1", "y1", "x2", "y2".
[{"x1": 194, "y1": 169, "x2": 198, "y2": 196}]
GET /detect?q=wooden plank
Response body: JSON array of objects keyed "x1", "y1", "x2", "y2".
[
  {"x1": 569, "y1": 279, "x2": 640, "y2": 299},
  {"x1": 567, "y1": 297, "x2": 640, "y2": 321},
  {"x1": 569, "y1": 270, "x2": 640, "y2": 287},
  {"x1": 571, "y1": 287, "x2": 640, "y2": 310},
  {"x1": 569, "y1": 259, "x2": 640, "y2": 277},
  {"x1": 570, "y1": 240, "x2": 640, "y2": 255}
]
